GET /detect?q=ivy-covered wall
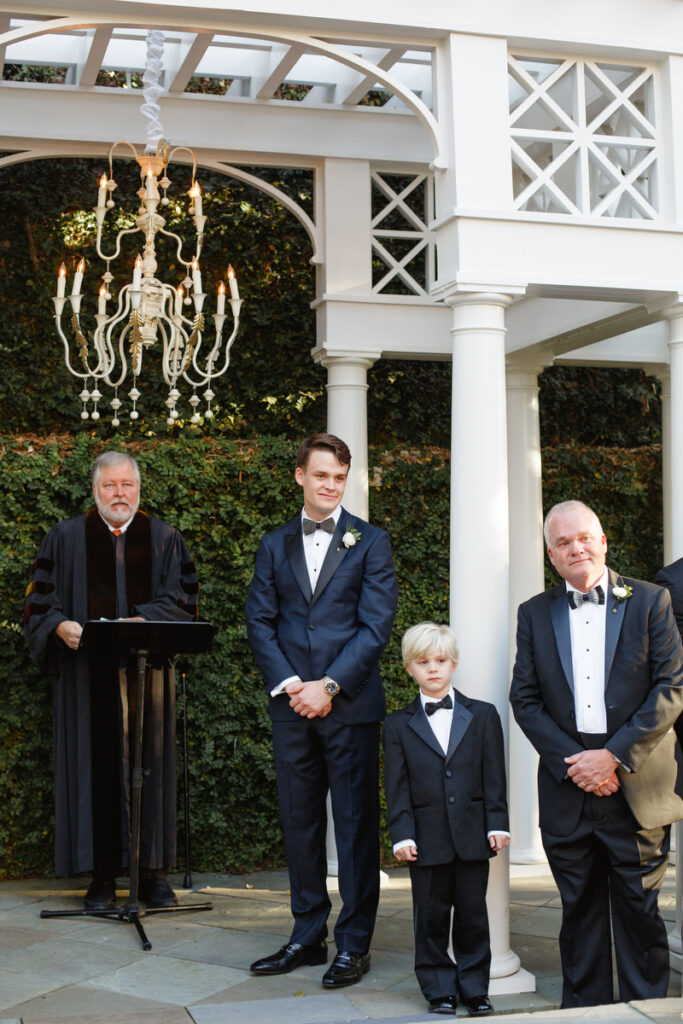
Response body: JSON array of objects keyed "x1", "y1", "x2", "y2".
[{"x1": 0, "y1": 434, "x2": 662, "y2": 878}]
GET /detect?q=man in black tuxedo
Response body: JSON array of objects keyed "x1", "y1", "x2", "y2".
[
  {"x1": 245, "y1": 433, "x2": 398, "y2": 988},
  {"x1": 510, "y1": 500, "x2": 683, "y2": 1007}
]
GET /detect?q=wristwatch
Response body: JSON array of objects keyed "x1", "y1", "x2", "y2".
[{"x1": 322, "y1": 675, "x2": 340, "y2": 697}]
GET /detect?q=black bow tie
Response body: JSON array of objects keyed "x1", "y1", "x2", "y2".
[
  {"x1": 303, "y1": 517, "x2": 335, "y2": 536},
  {"x1": 568, "y1": 585, "x2": 605, "y2": 609},
  {"x1": 425, "y1": 694, "x2": 453, "y2": 716}
]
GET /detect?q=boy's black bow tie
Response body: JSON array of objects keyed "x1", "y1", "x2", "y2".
[
  {"x1": 303, "y1": 517, "x2": 335, "y2": 535},
  {"x1": 425, "y1": 694, "x2": 453, "y2": 716},
  {"x1": 567, "y1": 585, "x2": 604, "y2": 609}
]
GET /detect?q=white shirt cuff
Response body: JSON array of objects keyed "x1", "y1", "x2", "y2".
[
  {"x1": 270, "y1": 675, "x2": 300, "y2": 697},
  {"x1": 487, "y1": 831, "x2": 510, "y2": 839},
  {"x1": 393, "y1": 839, "x2": 416, "y2": 854}
]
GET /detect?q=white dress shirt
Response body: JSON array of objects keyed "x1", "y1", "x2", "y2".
[
  {"x1": 271, "y1": 505, "x2": 342, "y2": 698},
  {"x1": 567, "y1": 566, "x2": 609, "y2": 733},
  {"x1": 302, "y1": 504, "x2": 341, "y2": 592},
  {"x1": 99, "y1": 513, "x2": 134, "y2": 533}
]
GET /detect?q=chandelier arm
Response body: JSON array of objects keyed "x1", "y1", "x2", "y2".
[
  {"x1": 100, "y1": 291, "x2": 132, "y2": 387},
  {"x1": 159, "y1": 317, "x2": 185, "y2": 388},
  {"x1": 184, "y1": 318, "x2": 240, "y2": 386},
  {"x1": 155, "y1": 224, "x2": 202, "y2": 267},
  {"x1": 167, "y1": 146, "x2": 198, "y2": 184},
  {"x1": 108, "y1": 141, "x2": 141, "y2": 174},
  {"x1": 96, "y1": 225, "x2": 143, "y2": 265},
  {"x1": 54, "y1": 315, "x2": 97, "y2": 380}
]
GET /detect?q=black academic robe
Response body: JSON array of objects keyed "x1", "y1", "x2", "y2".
[{"x1": 24, "y1": 509, "x2": 198, "y2": 876}]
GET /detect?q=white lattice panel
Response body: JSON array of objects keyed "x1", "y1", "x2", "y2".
[
  {"x1": 371, "y1": 170, "x2": 434, "y2": 296},
  {"x1": 509, "y1": 53, "x2": 658, "y2": 219}
]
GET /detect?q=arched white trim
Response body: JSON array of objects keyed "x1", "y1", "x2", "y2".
[
  {"x1": 0, "y1": 147, "x2": 320, "y2": 262},
  {"x1": 0, "y1": 16, "x2": 444, "y2": 168}
]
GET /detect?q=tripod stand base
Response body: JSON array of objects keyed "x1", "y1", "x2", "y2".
[{"x1": 40, "y1": 900, "x2": 214, "y2": 951}]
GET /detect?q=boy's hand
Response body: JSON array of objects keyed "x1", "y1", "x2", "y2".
[
  {"x1": 395, "y1": 844, "x2": 418, "y2": 862},
  {"x1": 489, "y1": 833, "x2": 509, "y2": 852}
]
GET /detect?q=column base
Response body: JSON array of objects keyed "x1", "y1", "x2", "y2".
[
  {"x1": 490, "y1": 947, "x2": 521, "y2": 980},
  {"x1": 490, "y1": 966, "x2": 536, "y2": 993},
  {"x1": 668, "y1": 925, "x2": 682, "y2": 974},
  {"x1": 510, "y1": 848, "x2": 548, "y2": 867}
]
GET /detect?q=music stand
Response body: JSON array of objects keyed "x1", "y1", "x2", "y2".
[{"x1": 41, "y1": 619, "x2": 217, "y2": 950}]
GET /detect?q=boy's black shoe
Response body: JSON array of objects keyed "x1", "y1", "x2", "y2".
[
  {"x1": 428, "y1": 994, "x2": 458, "y2": 1014},
  {"x1": 250, "y1": 941, "x2": 327, "y2": 975},
  {"x1": 463, "y1": 995, "x2": 492, "y2": 1017}
]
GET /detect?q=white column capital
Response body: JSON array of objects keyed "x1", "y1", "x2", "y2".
[
  {"x1": 313, "y1": 348, "x2": 379, "y2": 371},
  {"x1": 656, "y1": 296, "x2": 683, "y2": 321},
  {"x1": 506, "y1": 359, "x2": 545, "y2": 390},
  {"x1": 433, "y1": 285, "x2": 517, "y2": 313}
]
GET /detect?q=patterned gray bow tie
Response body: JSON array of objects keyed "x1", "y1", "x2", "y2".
[
  {"x1": 567, "y1": 585, "x2": 604, "y2": 609},
  {"x1": 303, "y1": 517, "x2": 335, "y2": 536}
]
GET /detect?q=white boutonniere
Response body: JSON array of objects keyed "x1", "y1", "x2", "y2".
[
  {"x1": 611, "y1": 584, "x2": 633, "y2": 611},
  {"x1": 341, "y1": 526, "x2": 361, "y2": 549}
]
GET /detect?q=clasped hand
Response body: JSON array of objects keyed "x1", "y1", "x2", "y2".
[
  {"x1": 565, "y1": 748, "x2": 620, "y2": 796},
  {"x1": 287, "y1": 679, "x2": 332, "y2": 719}
]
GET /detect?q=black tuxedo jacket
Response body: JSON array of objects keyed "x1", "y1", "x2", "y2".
[
  {"x1": 383, "y1": 689, "x2": 509, "y2": 865},
  {"x1": 245, "y1": 508, "x2": 397, "y2": 724},
  {"x1": 655, "y1": 556, "x2": 683, "y2": 750},
  {"x1": 510, "y1": 568, "x2": 683, "y2": 835}
]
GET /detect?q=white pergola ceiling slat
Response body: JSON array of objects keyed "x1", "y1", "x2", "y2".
[{"x1": 1, "y1": 16, "x2": 435, "y2": 114}]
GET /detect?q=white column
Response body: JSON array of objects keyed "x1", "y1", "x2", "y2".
[
  {"x1": 316, "y1": 352, "x2": 378, "y2": 520},
  {"x1": 505, "y1": 361, "x2": 546, "y2": 865},
  {"x1": 663, "y1": 303, "x2": 683, "y2": 967},
  {"x1": 446, "y1": 291, "x2": 532, "y2": 991},
  {"x1": 315, "y1": 350, "x2": 377, "y2": 874},
  {"x1": 657, "y1": 367, "x2": 672, "y2": 565}
]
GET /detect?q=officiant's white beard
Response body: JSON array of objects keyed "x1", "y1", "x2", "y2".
[{"x1": 95, "y1": 493, "x2": 140, "y2": 527}]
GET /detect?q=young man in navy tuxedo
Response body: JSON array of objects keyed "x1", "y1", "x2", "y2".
[
  {"x1": 511, "y1": 500, "x2": 683, "y2": 1007},
  {"x1": 245, "y1": 433, "x2": 398, "y2": 988},
  {"x1": 384, "y1": 622, "x2": 509, "y2": 1017}
]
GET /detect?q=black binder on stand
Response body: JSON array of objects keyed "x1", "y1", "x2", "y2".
[{"x1": 41, "y1": 619, "x2": 217, "y2": 950}]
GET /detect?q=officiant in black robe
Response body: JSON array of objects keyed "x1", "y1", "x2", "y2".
[{"x1": 24, "y1": 450, "x2": 198, "y2": 910}]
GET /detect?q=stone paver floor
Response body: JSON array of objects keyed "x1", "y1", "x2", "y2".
[{"x1": 0, "y1": 863, "x2": 679, "y2": 1023}]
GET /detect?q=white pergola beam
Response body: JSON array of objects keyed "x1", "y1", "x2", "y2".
[
  {"x1": 341, "y1": 46, "x2": 406, "y2": 105},
  {"x1": 255, "y1": 41, "x2": 306, "y2": 98},
  {"x1": 556, "y1": 321, "x2": 669, "y2": 367},
  {"x1": 0, "y1": 82, "x2": 434, "y2": 163},
  {"x1": 77, "y1": 26, "x2": 112, "y2": 86},
  {"x1": 0, "y1": 15, "x2": 9, "y2": 77},
  {"x1": 166, "y1": 33, "x2": 213, "y2": 93}
]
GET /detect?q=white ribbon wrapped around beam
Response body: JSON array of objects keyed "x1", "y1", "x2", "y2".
[{"x1": 140, "y1": 30, "x2": 166, "y2": 154}]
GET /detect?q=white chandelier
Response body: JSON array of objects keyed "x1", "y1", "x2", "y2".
[{"x1": 52, "y1": 30, "x2": 242, "y2": 427}]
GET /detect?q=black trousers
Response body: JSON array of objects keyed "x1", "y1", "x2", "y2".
[
  {"x1": 271, "y1": 717, "x2": 380, "y2": 952},
  {"x1": 408, "y1": 858, "x2": 491, "y2": 1001},
  {"x1": 542, "y1": 789, "x2": 670, "y2": 1008}
]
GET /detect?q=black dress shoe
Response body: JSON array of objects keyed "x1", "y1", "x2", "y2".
[
  {"x1": 463, "y1": 995, "x2": 493, "y2": 1017},
  {"x1": 250, "y1": 941, "x2": 327, "y2": 975},
  {"x1": 322, "y1": 950, "x2": 370, "y2": 988},
  {"x1": 83, "y1": 878, "x2": 116, "y2": 911},
  {"x1": 428, "y1": 995, "x2": 458, "y2": 1014},
  {"x1": 138, "y1": 877, "x2": 178, "y2": 907}
]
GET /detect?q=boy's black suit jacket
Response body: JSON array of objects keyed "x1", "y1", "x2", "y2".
[
  {"x1": 510, "y1": 568, "x2": 683, "y2": 835},
  {"x1": 383, "y1": 689, "x2": 509, "y2": 865}
]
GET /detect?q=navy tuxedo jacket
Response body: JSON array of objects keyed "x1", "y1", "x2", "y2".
[
  {"x1": 510, "y1": 568, "x2": 683, "y2": 834},
  {"x1": 383, "y1": 689, "x2": 509, "y2": 865},
  {"x1": 245, "y1": 508, "x2": 398, "y2": 724}
]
